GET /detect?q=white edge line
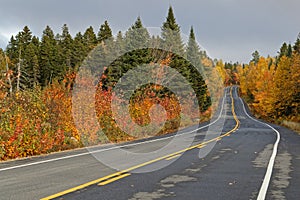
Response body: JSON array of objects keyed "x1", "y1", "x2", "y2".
[
  {"x1": 0, "y1": 88, "x2": 229, "y2": 172},
  {"x1": 236, "y1": 86, "x2": 280, "y2": 200}
]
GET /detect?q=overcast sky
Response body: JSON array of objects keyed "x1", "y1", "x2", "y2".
[{"x1": 0, "y1": 0, "x2": 299, "y2": 63}]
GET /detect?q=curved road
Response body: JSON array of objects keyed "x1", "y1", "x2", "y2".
[{"x1": 0, "y1": 86, "x2": 299, "y2": 200}]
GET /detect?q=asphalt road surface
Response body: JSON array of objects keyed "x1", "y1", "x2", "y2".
[{"x1": 0, "y1": 86, "x2": 299, "y2": 200}]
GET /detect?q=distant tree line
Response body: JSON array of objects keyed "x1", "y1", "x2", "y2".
[
  {"x1": 215, "y1": 34, "x2": 300, "y2": 126},
  {"x1": 0, "y1": 6, "x2": 209, "y2": 99}
]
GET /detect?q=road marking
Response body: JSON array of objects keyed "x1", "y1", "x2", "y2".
[
  {"x1": 0, "y1": 89, "x2": 229, "y2": 173},
  {"x1": 40, "y1": 87, "x2": 240, "y2": 200},
  {"x1": 98, "y1": 173, "x2": 131, "y2": 186},
  {"x1": 165, "y1": 154, "x2": 181, "y2": 161},
  {"x1": 40, "y1": 171, "x2": 125, "y2": 200},
  {"x1": 197, "y1": 144, "x2": 206, "y2": 149},
  {"x1": 236, "y1": 86, "x2": 280, "y2": 200}
]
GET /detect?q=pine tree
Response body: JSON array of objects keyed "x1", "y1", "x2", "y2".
[
  {"x1": 39, "y1": 25, "x2": 60, "y2": 86},
  {"x1": 186, "y1": 26, "x2": 202, "y2": 68},
  {"x1": 58, "y1": 24, "x2": 74, "y2": 71},
  {"x1": 97, "y1": 20, "x2": 113, "y2": 43},
  {"x1": 251, "y1": 50, "x2": 260, "y2": 64},
  {"x1": 185, "y1": 27, "x2": 209, "y2": 105},
  {"x1": 124, "y1": 16, "x2": 150, "y2": 51},
  {"x1": 8, "y1": 26, "x2": 34, "y2": 90},
  {"x1": 6, "y1": 26, "x2": 33, "y2": 63},
  {"x1": 161, "y1": 6, "x2": 184, "y2": 55},
  {"x1": 83, "y1": 26, "x2": 97, "y2": 52},
  {"x1": 24, "y1": 43, "x2": 40, "y2": 87},
  {"x1": 278, "y1": 42, "x2": 290, "y2": 59},
  {"x1": 6, "y1": 36, "x2": 18, "y2": 62},
  {"x1": 73, "y1": 32, "x2": 86, "y2": 66},
  {"x1": 114, "y1": 31, "x2": 125, "y2": 56},
  {"x1": 294, "y1": 33, "x2": 300, "y2": 54},
  {"x1": 287, "y1": 44, "x2": 293, "y2": 57}
]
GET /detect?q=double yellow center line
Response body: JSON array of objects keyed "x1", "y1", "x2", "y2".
[{"x1": 41, "y1": 87, "x2": 240, "y2": 200}]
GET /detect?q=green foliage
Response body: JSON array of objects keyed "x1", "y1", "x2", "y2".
[
  {"x1": 40, "y1": 26, "x2": 60, "y2": 86},
  {"x1": 161, "y1": 6, "x2": 184, "y2": 55},
  {"x1": 83, "y1": 26, "x2": 98, "y2": 52},
  {"x1": 125, "y1": 17, "x2": 150, "y2": 51},
  {"x1": 98, "y1": 20, "x2": 113, "y2": 43},
  {"x1": 294, "y1": 33, "x2": 300, "y2": 54},
  {"x1": 251, "y1": 50, "x2": 260, "y2": 64},
  {"x1": 238, "y1": 37, "x2": 300, "y2": 124},
  {"x1": 0, "y1": 7, "x2": 215, "y2": 160}
]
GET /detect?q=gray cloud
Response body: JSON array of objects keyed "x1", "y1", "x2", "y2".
[{"x1": 0, "y1": 0, "x2": 299, "y2": 63}]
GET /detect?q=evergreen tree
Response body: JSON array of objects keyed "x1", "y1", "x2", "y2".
[
  {"x1": 251, "y1": 50, "x2": 260, "y2": 64},
  {"x1": 97, "y1": 20, "x2": 113, "y2": 43},
  {"x1": 114, "y1": 31, "x2": 125, "y2": 56},
  {"x1": 7, "y1": 26, "x2": 34, "y2": 90},
  {"x1": 186, "y1": 26, "x2": 202, "y2": 68},
  {"x1": 17, "y1": 26, "x2": 32, "y2": 47},
  {"x1": 73, "y1": 32, "x2": 86, "y2": 66},
  {"x1": 24, "y1": 43, "x2": 40, "y2": 87},
  {"x1": 6, "y1": 26, "x2": 33, "y2": 63},
  {"x1": 39, "y1": 25, "x2": 60, "y2": 85},
  {"x1": 161, "y1": 6, "x2": 184, "y2": 55},
  {"x1": 294, "y1": 33, "x2": 300, "y2": 54},
  {"x1": 279, "y1": 42, "x2": 288, "y2": 58},
  {"x1": 83, "y1": 26, "x2": 97, "y2": 52},
  {"x1": 6, "y1": 36, "x2": 18, "y2": 62},
  {"x1": 124, "y1": 16, "x2": 150, "y2": 51},
  {"x1": 287, "y1": 44, "x2": 293, "y2": 57},
  {"x1": 186, "y1": 26, "x2": 207, "y2": 92},
  {"x1": 31, "y1": 36, "x2": 40, "y2": 48},
  {"x1": 58, "y1": 24, "x2": 74, "y2": 70}
]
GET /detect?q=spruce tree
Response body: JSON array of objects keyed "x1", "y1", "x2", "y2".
[
  {"x1": 58, "y1": 24, "x2": 74, "y2": 71},
  {"x1": 161, "y1": 6, "x2": 184, "y2": 55},
  {"x1": 97, "y1": 20, "x2": 113, "y2": 43},
  {"x1": 6, "y1": 36, "x2": 18, "y2": 62},
  {"x1": 39, "y1": 25, "x2": 60, "y2": 85},
  {"x1": 83, "y1": 26, "x2": 97, "y2": 52},
  {"x1": 115, "y1": 31, "x2": 125, "y2": 56},
  {"x1": 186, "y1": 26, "x2": 202, "y2": 68},
  {"x1": 17, "y1": 26, "x2": 32, "y2": 47},
  {"x1": 8, "y1": 26, "x2": 34, "y2": 90},
  {"x1": 73, "y1": 32, "x2": 86, "y2": 66},
  {"x1": 279, "y1": 42, "x2": 288, "y2": 58},
  {"x1": 251, "y1": 50, "x2": 260, "y2": 64},
  {"x1": 294, "y1": 33, "x2": 300, "y2": 54},
  {"x1": 24, "y1": 43, "x2": 40, "y2": 87},
  {"x1": 287, "y1": 44, "x2": 293, "y2": 57},
  {"x1": 124, "y1": 16, "x2": 150, "y2": 51}
]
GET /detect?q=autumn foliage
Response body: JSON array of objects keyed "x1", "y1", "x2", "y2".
[
  {"x1": 238, "y1": 52, "x2": 300, "y2": 125},
  {"x1": 0, "y1": 55, "x2": 213, "y2": 160},
  {"x1": 0, "y1": 77, "x2": 80, "y2": 160}
]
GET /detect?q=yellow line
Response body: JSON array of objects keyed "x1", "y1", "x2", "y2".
[
  {"x1": 40, "y1": 171, "x2": 124, "y2": 200},
  {"x1": 197, "y1": 144, "x2": 207, "y2": 149},
  {"x1": 98, "y1": 173, "x2": 131, "y2": 186},
  {"x1": 41, "y1": 86, "x2": 240, "y2": 200},
  {"x1": 165, "y1": 154, "x2": 181, "y2": 161}
]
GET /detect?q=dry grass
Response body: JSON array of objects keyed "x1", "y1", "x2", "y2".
[{"x1": 282, "y1": 120, "x2": 300, "y2": 134}]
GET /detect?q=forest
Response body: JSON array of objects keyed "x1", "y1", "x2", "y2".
[
  {"x1": 215, "y1": 37, "x2": 300, "y2": 130},
  {"x1": 0, "y1": 6, "x2": 299, "y2": 160},
  {"x1": 0, "y1": 7, "x2": 220, "y2": 160}
]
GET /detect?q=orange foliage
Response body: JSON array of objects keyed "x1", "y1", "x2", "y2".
[{"x1": 238, "y1": 53, "x2": 300, "y2": 123}]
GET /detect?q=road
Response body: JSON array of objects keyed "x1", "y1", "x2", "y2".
[{"x1": 0, "y1": 86, "x2": 299, "y2": 200}]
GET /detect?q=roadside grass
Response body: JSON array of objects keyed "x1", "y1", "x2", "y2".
[{"x1": 282, "y1": 121, "x2": 300, "y2": 134}]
